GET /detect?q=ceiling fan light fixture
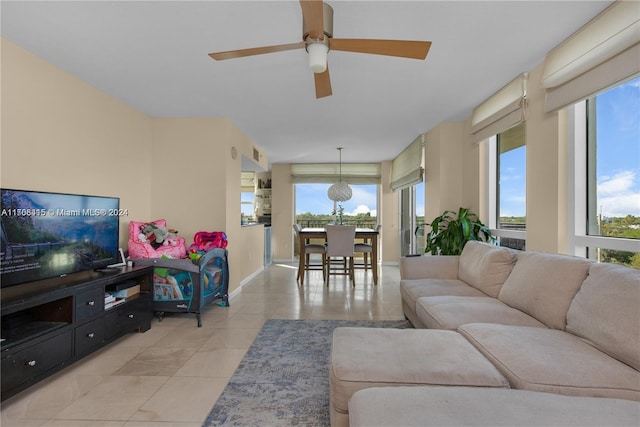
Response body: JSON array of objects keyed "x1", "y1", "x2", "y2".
[{"x1": 307, "y1": 42, "x2": 328, "y2": 73}]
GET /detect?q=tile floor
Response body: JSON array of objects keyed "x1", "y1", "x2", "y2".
[{"x1": 0, "y1": 261, "x2": 404, "y2": 427}]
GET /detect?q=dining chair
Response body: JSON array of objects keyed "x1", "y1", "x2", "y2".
[
  {"x1": 293, "y1": 224, "x2": 326, "y2": 284},
  {"x1": 324, "y1": 224, "x2": 356, "y2": 286},
  {"x1": 354, "y1": 224, "x2": 381, "y2": 274}
]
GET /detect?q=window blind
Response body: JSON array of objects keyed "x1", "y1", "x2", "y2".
[
  {"x1": 471, "y1": 73, "x2": 528, "y2": 143},
  {"x1": 241, "y1": 172, "x2": 255, "y2": 192},
  {"x1": 390, "y1": 134, "x2": 424, "y2": 192},
  {"x1": 542, "y1": 1, "x2": 640, "y2": 112},
  {"x1": 290, "y1": 163, "x2": 381, "y2": 184}
]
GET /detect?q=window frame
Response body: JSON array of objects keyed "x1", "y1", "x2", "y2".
[
  {"x1": 486, "y1": 135, "x2": 527, "y2": 243},
  {"x1": 567, "y1": 100, "x2": 639, "y2": 258}
]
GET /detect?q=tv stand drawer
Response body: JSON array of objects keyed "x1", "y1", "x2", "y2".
[
  {"x1": 74, "y1": 318, "x2": 104, "y2": 357},
  {"x1": 75, "y1": 287, "x2": 104, "y2": 321},
  {"x1": 103, "y1": 295, "x2": 152, "y2": 341},
  {"x1": 1, "y1": 330, "x2": 72, "y2": 394}
]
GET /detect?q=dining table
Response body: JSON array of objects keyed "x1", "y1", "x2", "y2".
[{"x1": 297, "y1": 227, "x2": 380, "y2": 285}]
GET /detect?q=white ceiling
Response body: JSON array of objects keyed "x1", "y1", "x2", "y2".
[{"x1": 1, "y1": 1, "x2": 612, "y2": 165}]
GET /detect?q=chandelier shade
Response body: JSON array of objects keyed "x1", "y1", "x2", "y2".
[
  {"x1": 327, "y1": 147, "x2": 352, "y2": 202},
  {"x1": 328, "y1": 181, "x2": 352, "y2": 202}
]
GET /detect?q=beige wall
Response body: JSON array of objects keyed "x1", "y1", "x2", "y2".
[
  {"x1": 524, "y1": 63, "x2": 568, "y2": 254},
  {"x1": 460, "y1": 117, "x2": 482, "y2": 216},
  {"x1": 1, "y1": 38, "x2": 266, "y2": 293},
  {"x1": 429, "y1": 62, "x2": 570, "y2": 255},
  {"x1": 424, "y1": 122, "x2": 466, "y2": 223},
  {"x1": 379, "y1": 160, "x2": 400, "y2": 264},
  {"x1": 1, "y1": 38, "x2": 153, "y2": 246},
  {"x1": 227, "y1": 123, "x2": 268, "y2": 291},
  {"x1": 150, "y1": 118, "x2": 228, "y2": 240},
  {"x1": 271, "y1": 163, "x2": 294, "y2": 261},
  {"x1": 149, "y1": 117, "x2": 265, "y2": 293}
]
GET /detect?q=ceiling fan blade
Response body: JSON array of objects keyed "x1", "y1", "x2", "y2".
[
  {"x1": 314, "y1": 66, "x2": 332, "y2": 98},
  {"x1": 330, "y1": 39, "x2": 432, "y2": 60},
  {"x1": 209, "y1": 42, "x2": 305, "y2": 60},
  {"x1": 300, "y1": 0, "x2": 325, "y2": 40}
]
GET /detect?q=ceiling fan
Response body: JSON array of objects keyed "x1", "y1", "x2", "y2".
[{"x1": 208, "y1": 0, "x2": 431, "y2": 99}]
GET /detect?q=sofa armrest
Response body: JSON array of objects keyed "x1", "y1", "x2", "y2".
[{"x1": 400, "y1": 255, "x2": 460, "y2": 280}]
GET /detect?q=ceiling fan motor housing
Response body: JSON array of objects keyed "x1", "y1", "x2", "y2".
[{"x1": 303, "y1": 2, "x2": 334, "y2": 43}]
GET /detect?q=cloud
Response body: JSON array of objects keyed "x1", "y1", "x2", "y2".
[
  {"x1": 348, "y1": 204, "x2": 377, "y2": 217},
  {"x1": 597, "y1": 170, "x2": 640, "y2": 217}
]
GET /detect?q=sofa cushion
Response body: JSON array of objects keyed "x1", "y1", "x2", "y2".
[
  {"x1": 330, "y1": 328, "x2": 509, "y2": 420},
  {"x1": 459, "y1": 323, "x2": 640, "y2": 401},
  {"x1": 566, "y1": 262, "x2": 640, "y2": 371},
  {"x1": 498, "y1": 251, "x2": 591, "y2": 329},
  {"x1": 400, "y1": 255, "x2": 460, "y2": 280},
  {"x1": 349, "y1": 386, "x2": 640, "y2": 427},
  {"x1": 416, "y1": 296, "x2": 546, "y2": 330},
  {"x1": 458, "y1": 241, "x2": 517, "y2": 298},
  {"x1": 401, "y1": 279, "x2": 486, "y2": 311}
]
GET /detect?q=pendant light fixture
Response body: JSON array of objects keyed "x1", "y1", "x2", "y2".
[{"x1": 327, "y1": 147, "x2": 352, "y2": 202}]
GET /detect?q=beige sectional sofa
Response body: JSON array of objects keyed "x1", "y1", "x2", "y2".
[{"x1": 329, "y1": 241, "x2": 640, "y2": 426}]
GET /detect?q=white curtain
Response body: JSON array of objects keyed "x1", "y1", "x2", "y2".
[
  {"x1": 390, "y1": 134, "x2": 424, "y2": 192},
  {"x1": 290, "y1": 163, "x2": 381, "y2": 184},
  {"x1": 471, "y1": 73, "x2": 528, "y2": 143},
  {"x1": 542, "y1": 1, "x2": 640, "y2": 112}
]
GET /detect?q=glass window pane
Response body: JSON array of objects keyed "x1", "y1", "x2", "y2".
[
  {"x1": 588, "y1": 247, "x2": 640, "y2": 267},
  {"x1": 587, "y1": 77, "x2": 640, "y2": 241},
  {"x1": 497, "y1": 122, "x2": 526, "y2": 230},
  {"x1": 295, "y1": 183, "x2": 377, "y2": 228},
  {"x1": 241, "y1": 192, "x2": 255, "y2": 219}
]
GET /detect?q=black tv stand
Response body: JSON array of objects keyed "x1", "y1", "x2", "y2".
[
  {"x1": 94, "y1": 266, "x2": 122, "y2": 274},
  {"x1": 1, "y1": 265, "x2": 154, "y2": 401}
]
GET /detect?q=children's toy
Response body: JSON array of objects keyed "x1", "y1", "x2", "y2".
[
  {"x1": 188, "y1": 231, "x2": 228, "y2": 261},
  {"x1": 134, "y1": 248, "x2": 229, "y2": 327},
  {"x1": 128, "y1": 219, "x2": 187, "y2": 259}
]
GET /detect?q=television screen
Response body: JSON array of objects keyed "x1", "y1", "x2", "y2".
[{"x1": 1, "y1": 189, "x2": 121, "y2": 288}]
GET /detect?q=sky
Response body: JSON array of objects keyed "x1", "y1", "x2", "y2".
[
  {"x1": 498, "y1": 147, "x2": 526, "y2": 218},
  {"x1": 283, "y1": 77, "x2": 639, "y2": 221},
  {"x1": 295, "y1": 183, "x2": 378, "y2": 217},
  {"x1": 595, "y1": 77, "x2": 640, "y2": 218}
]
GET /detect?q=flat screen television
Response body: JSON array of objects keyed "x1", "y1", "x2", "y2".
[{"x1": 1, "y1": 189, "x2": 121, "y2": 288}]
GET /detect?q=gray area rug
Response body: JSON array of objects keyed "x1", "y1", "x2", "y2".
[{"x1": 203, "y1": 319, "x2": 412, "y2": 427}]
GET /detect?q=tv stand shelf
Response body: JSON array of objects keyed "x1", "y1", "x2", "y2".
[{"x1": 1, "y1": 265, "x2": 154, "y2": 401}]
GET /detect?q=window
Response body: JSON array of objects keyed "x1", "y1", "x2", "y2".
[
  {"x1": 488, "y1": 122, "x2": 526, "y2": 250},
  {"x1": 240, "y1": 192, "x2": 255, "y2": 223},
  {"x1": 294, "y1": 183, "x2": 378, "y2": 228},
  {"x1": 585, "y1": 77, "x2": 640, "y2": 266},
  {"x1": 400, "y1": 182, "x2": 425, "y2": 256},
  {"x1": 241, "y1": 172, "x2": 255, "y2": 224},
  {"x1": 570, "y1": 76, "x2": 640, "y2": 267}
]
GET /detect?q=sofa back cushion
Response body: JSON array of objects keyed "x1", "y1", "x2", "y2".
[
  {"x1": 458, "y1": 241, "x2": 518, "y2": 298},
  {"x1": 498, "y1": 251, "x2": 591, "y2": 330},
  {"x1": 566, "y1": 262, "x2": 640, "y2": 371}
]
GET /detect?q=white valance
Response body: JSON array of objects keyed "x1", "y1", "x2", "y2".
[
  {"x1": 542, "y1": 1, "x2": 640, "y2": 112},
  {"x1": 390, "y1": 134, "x2": 424, "y2": 192},
  {"x1": 471, "y1": 73, "x2": 528, "y2": 143},
  {"x1": 290, "y1": 163, "x2": 381, "y2": 184},
  {"x1": 241, "y1": 172, "x2": 256, "y2": 192}
]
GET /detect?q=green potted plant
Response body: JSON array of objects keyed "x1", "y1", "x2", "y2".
[{"x1": 422, "y1": 207, "x2": 493, "y2": 255}]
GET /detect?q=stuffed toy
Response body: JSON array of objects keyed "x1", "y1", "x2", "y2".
[
  {"x1": 163, "y1": 237, "x2": 179, "y2": 246},
  {"x1": 141, "y1": 223, "x2": 176, "y2": 248}
]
